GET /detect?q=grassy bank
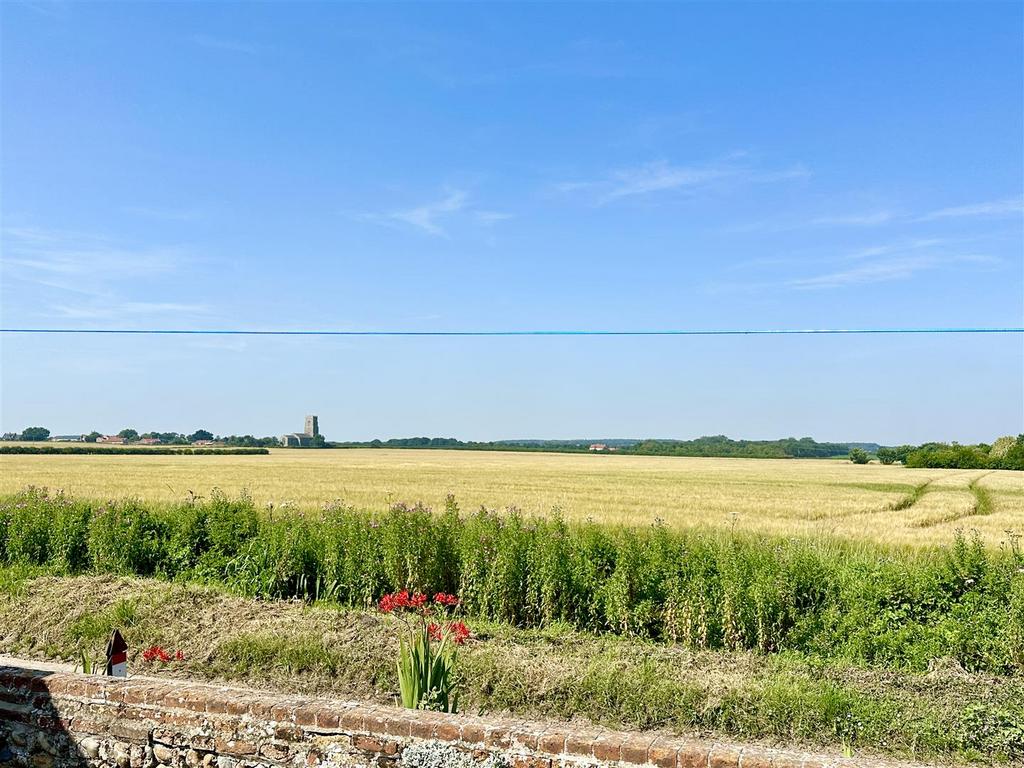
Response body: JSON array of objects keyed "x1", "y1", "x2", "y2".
[
  {"x1": 0, "y1": 570, "x2": 1020, "y2": 764},
  {"x1": 1, "y1": 488, "x2": 1022, "y2": 675}
]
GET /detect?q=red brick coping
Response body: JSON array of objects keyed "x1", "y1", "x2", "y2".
[{"x1": 0, "y1": 664, "x2": 917, "y2": 768}]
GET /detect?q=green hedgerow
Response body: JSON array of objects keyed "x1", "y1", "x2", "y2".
[{"x1": 0, "y1": 488, "x2": 1021, "y2": 676}]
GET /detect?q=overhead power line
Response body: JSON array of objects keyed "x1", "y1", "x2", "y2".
[{"x1": 1, "y1": 327, "x2": 1022, "y2": 337}]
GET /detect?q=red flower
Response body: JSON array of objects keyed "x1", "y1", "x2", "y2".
[
  {"x1": 433, "y1": 593, "x2": 460, "y2": 607},
  {"x1": 447, "y1": 621, "x2": 470, "y2": 645},
  {"x1": 142, "y1": 645, "x2": 173, "y2": 663},
  {"x1": 427, "y1": 623, "x2": 443, "y2": 641},
  {"x1": 175, "y1": 649, "x2": 185, "y2": 661},
  {"x1": 378, "y1": 590, "x2": 430, "y2": 613}
]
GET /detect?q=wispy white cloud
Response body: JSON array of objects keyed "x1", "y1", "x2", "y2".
[
  {"x1": 123, "y1": 205, "x2": 201, "y2": 222},
  {"x1": 805, "y1": 211, "x2": 898, "y2": 227},
  {"x1": 3, "y1": 227, "x2": 180, "y2": 289},
  {"x1": 724, "y1": 238, "x2": 949, "y2": 273},
  {"x1": 359, "y1": 189, "x2": 510, "y2": 237},
  {"x1": 746, "y1": 196, "x2": 1023, "y2": 232},
  {"x1": 389, "y1": 190, "x2": 467, "y2": 236},
  {"x1": 556, "y1": 157, "x2": 809, "y2": 204},
  {"x1": 709, "y1": 236, "x2": 1000, "y2": 294},
  {"x1": 842, "y1": 238, "x2": 947, "y2": 261},
  {"x1": 49, "y1": 302, "x2": 211, "y2": 320},
  {"x1": 189, "y1": 33, "x2": 259, "y2": 55},
  {"x1": 474, "y1": 210, "x2": 515, "y2": 226},
  {"x1": 1, "y1": 226, "x2": 206, "y2": 322},
  {"x1": 915, "y1": 197, "x2": 1024, "y2": 222},
  {"x1": 603, "y1": 163, "x2": 735, "y2": 201},
  {"x1": 787, "y1": 254, "x2": 995, "y2": 290}
]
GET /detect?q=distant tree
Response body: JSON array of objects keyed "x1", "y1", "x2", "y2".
[
  {"x1": 892, "y1": 445, "x2": 916, "y2": 464},
  {"x1": 997, "y1": 435, "x2": 1024, "y2": 471},
  {"x1": 118, "y1": 428, "x2": 139, "y2": 441},
  {"x1": 876, "y1": 447, "x2": 897, "y2": 465},
  {"x1": 848, "y1": 447, "x2": 870, "y2": 464},
  {"x1": 20, "y1": 427, "x2": 50, "y2": 441},
  {"x1": 904, "y1": 443, "x2": 989, "y2": 469},
  {"x1": 189, "y1": 429, "x2": 214, "y2": 442},
  {"x1": 220, "y1": 434, "x2": 281, "y2": 448},
  {"x1": 84, "y1": 431, "x2": 102, "y2": 443},
  {"x1": 990, "y1": 435, "x2": 1017, "y2": 459}
]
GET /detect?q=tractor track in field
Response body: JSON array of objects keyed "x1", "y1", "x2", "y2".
[
  {"x1": 887, "y1": 478, "x2": 935, "y2": 512},
  {"x1": 911, "y1": 471, "x2": 995, "y2": 528}
]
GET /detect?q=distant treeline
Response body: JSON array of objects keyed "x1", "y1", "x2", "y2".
[
  {"x1": 2, "y1": 427, "x2": 282, "y2": 447},
  {"x1": 106, "y1": 432, "x2": 282, "y2": 447},
  {"x1": 333, "y1": 435, "x2": 869, "y2": 458},
  {"x1": 877, "y1": 435, "x2": 1024, "y2": 470},
  {"x1": 625, "y1": 436, "x2": 864, "y2": 458},
  {"x1": 0, "y1": 446, "x2": 269, "y2": 456},
  {"x1": 333, "y1": 437, "x2": 610, "y2": 453}
]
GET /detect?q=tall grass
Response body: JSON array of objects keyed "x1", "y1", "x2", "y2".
[{"x1": 2, "y1": 487, "x2": 1022, "y2": 674}]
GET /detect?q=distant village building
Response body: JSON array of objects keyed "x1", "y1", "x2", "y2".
[
  {"x1": 138, "y1": 437, "x2": 162, "y2": 445},
  {"x1": 281, "y1": 415, "x2": 320, "y2": 447},
  {"x1": 589, "y1": 443, "x2": 608, "y2": 451},
  {"x1": 97, "y1": 435, "x2": 125, "y2": 444}
]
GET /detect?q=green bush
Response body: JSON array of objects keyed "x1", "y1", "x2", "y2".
[
  {"x1": 88, "y1": 499, "x2": 167, "y2": 575},
  {"x1": 848, "y1": 448, "x2": 870, "y2": 464},
  {"x1": 900, "y1": 437, "x2": 1024, "y2": 470}
]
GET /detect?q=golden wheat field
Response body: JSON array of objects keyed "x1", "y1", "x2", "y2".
[{"x1": 2, "y1": 447, "x2": 1022, "y2": 546}]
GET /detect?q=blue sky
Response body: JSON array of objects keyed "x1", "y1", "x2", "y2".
[{"x1": 2, "y1": 1, "x2": 1022, "y2": 443}]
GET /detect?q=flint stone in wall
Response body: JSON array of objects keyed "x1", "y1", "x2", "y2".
[
  {"x1": 80, "y1": 737, "x2": 102, "y2": 760},
  {"x1": 153, "y1": 745, "x2": 176, "y2": 764},
  {"x1": 113, "y1": 741, "x2": 132, "y2": 768}
]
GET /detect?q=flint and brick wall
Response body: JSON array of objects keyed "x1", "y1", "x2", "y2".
[{"x1": 0, "y1": 665, "x2": 913, "y2": 768}]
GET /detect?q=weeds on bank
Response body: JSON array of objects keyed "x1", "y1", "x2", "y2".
[{"x1": 3, "y1": 571, "x2": 1022, "y2": 763}]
